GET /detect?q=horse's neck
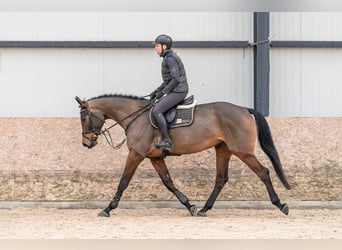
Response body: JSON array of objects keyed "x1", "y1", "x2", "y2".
[{"x1": 92, "y1": 98, "x2": 145, "y2": 123}]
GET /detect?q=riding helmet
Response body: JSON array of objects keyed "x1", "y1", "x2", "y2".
[{"x1": 154, "y1": 34, "x2": 173, "y2": 49}]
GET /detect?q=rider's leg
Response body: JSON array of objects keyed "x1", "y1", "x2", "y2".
[
  {"x1": 154, "y1": 113, "x2": 172, "y2": 149},
  {"x1": 152, "y1": 92, "x2": 186, "y2": 149}
]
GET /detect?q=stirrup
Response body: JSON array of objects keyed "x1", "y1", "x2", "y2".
[{"x1": 155, "y1": 139, "x2": 173, "y2": 150}]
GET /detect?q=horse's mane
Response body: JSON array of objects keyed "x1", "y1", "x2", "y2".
[{"x1": 88, "y1": 93, "x2": 148, "y2": 101}]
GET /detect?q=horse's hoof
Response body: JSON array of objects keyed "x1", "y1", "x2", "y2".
[
  {"x1": 196, "y1": 210, "x2": 207, "y2": 217},
  {"x1": 281, "y1": 204, "x2": 289, "y2": 215},
  {"x1": 189, "y1": 205, "x2": 197, "y2": 216},
  {"x1": 98, "y1": 210, "x2": 110, "y2": 217}
]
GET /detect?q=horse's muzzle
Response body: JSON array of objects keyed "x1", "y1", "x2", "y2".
[
  {"x1": 83, "y1": 141, "x2": 97, "y2": 148},
  {"x1": 82, "y1": 134, "x2": 98, "y2": 148}
]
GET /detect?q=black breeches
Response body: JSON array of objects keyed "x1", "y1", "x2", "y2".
[{"x1": 152, "y1": 92, "x2": 187, "y2": 117}]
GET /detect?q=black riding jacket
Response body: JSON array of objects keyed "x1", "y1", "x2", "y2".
[{"x1": 155, "y1": 50, "x2": 189, "y2": 94}]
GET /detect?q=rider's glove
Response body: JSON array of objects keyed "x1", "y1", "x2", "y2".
[
  {"x1": 150, "y1": 90, "x2": 157, "y2": 100},
  {"x1": 155, "y1": 91, "x2": 164, "y2": 99}
]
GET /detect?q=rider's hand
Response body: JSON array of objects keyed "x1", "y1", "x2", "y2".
[
  {"x1": 150, "y1": 91, "x2": 157, "y2": 100},
  {"x1": 155, "y1": 91, "x2": 164, "y2": 99}
]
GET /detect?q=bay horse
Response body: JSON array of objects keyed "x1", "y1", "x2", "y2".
[{"x1": 75, "y1": 94, "x2": 291, "y2": 217}]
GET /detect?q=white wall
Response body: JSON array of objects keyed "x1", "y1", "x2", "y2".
[
  {"x1": 270, "y1": 12, "x2": 342, "y2": 40},
  {"x1": 270, "y1": 12, "x2": 342, "y2": 116},
  {"x1": 2, "y1": 12, "x2": 341, "y2": 117},
  {"x1": 0, "y1": 12, "x2": 254, "y2": 117}
]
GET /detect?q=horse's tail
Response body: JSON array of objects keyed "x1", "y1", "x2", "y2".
[{"x1": 248, "y1": 108, "x2": 291, "y2": 190}]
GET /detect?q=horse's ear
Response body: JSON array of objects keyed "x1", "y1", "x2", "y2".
[{"x1": 75, "y1": 96, "x2": 84, "y2": 106}]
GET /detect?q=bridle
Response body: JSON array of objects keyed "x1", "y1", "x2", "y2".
[
  {"x1": 80, "y1": 98, "x2": 154, "y2": 150},
  {"x1": 80, "y1": 101, "x2": 103, "y2": 135},
  {"x1": 80, "y1": 100, "x2": 126, "y2": 150}
]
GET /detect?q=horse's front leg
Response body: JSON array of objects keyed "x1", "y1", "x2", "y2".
[
  {"x1": 150, "y1": 157, "x2": 197, "y2": 216},
  {"x1": 98, "y1": 149, "x2": 145, "y2": 217}
]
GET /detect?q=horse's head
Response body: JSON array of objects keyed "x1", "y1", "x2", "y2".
[{"x1": 75, "y1": 96, "x2": 105, "y2": 149}]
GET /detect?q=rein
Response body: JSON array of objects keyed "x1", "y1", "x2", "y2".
[{"x1": 81, "y1": 98, "x2": 154, "y2": 150}]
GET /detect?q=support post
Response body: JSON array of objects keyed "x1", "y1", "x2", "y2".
[{"x1": 253, "y1": 12, "x2": 270, "y2": 116}]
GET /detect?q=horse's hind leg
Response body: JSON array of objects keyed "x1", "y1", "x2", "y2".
[
  {"x1": 238, "y1": 153, "x2": 289, "y2": 215},
  {"x1": 197, "y1": 143, "x2": 231, "y2": 217},
  {"x1": 150, "y1": 157, "x2": 197, "y2": 216}
]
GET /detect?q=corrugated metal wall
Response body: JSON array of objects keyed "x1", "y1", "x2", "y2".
[
  {"x1": 0, "y1": 12, "x2": 341, "y2": 117},
  {"x1": 270, "y1": 12, "x2": 342, "y2": 116},
  {"x1": 0, "y1": 12, "x2": 253, "y2": 117}
]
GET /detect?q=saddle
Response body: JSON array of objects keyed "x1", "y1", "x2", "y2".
[{"x1": 149, "y1": 95, "x2": 197, "y2": 129}]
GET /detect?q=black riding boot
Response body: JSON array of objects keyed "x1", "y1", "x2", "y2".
[{"x1": 154, "y1": 113, "x2": 173, "y2": 149}]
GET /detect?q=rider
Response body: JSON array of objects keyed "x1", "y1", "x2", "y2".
[{"x1": 150, "y1": 34, "x2": 189, "y2": 150}]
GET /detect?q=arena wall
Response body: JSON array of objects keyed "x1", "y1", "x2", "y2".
[
  {"x1": 0, "y1": 117, "x2": 341, "y2": 202},
  {"x1": 1, "y1": 12, "x2": 342, "y2": 205}
]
